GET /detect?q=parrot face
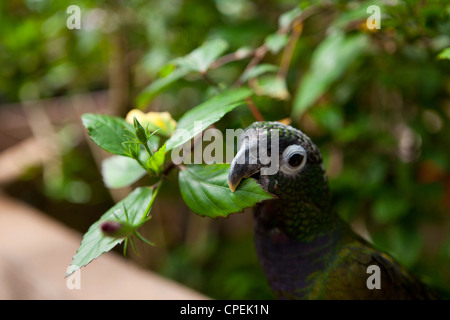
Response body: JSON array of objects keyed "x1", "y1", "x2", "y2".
[
  {"x1": 228, "y1": 121, "x2": 332, "y2": 240},
  {"x1": 228, "y1": 121, "x2": 324, "y2": 197}
]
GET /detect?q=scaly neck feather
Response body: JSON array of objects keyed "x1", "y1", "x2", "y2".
[
  {"x1": 254, "y1": 204, "x2": 345, "y2": 299},
  {"x1": 253, "y1": 164, "x2": 344, "y2": 298}
]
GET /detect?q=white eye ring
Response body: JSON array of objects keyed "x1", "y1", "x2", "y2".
[{"x1": 280, "y1": 145, "x2": 307, "y2": 175}]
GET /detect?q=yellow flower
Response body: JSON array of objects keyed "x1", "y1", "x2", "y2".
[
  {"x1": 126, "y1": 109, "x2": 177, "y2": 137},
  {"x1": 277, "y1": 118, "x2": 292, "y2": 126}
]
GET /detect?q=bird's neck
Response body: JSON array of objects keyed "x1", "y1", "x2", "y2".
[
  {"x1": 260, "y1": 166, "x2": 336, "y2": 241},
  {"x1": 253, "y1": 168, "x2": 345, "y2": 298},
  {"x1": 254, "y1": 203, "x2": 345, "y2": 299},
  {"x1": 255, "y1": 195, "x2": 346, "y2": 299}
]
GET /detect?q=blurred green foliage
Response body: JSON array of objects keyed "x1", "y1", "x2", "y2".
[{"x1": 1, "y1": 0, "x2": 450, "y2": 299}]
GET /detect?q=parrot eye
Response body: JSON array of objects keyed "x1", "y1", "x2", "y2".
[
  {"x1": 288, "y1": 153, "x2": 304, "y2": 167},
  {"x1": 281, "y1": 145, "x2": 307, "y2": 175}
]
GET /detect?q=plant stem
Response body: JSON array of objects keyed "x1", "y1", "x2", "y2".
[
  {"x1": 135, "y1": 155, "x2": 148, "y2": 172},
  {"x1": 123, "y1": 238, "x2": 128, "y2": 256},
  {"x1": 278, "y1": 21, "x2": 303, "y2": 80},
  {"x1": 143, "y1": 142, "x2": 153, "y2": 158},
  {"x1": 130, "y1": 236, "x2": 139, "y2": 255},
  {"x1": 134, "y1": 230, "x2": 154, "y2": 246},
  {"x1": 202, "y1": 71, "x2": 221, "y2": 91},
  {"x1": 245, "y1": 97, "x2": 265, "y2": 121},
  {"x1": 141, "y1": 180, "x2": 163, "y2": 220},
  {"x1": 210, "y1": 48, "x2": 255, "y2": 69},
  {"x1": 234, "y1": 45, "x2": 269, "y2": 88},
  {"x1": 162, "y1": 161, "x2": 176, "y2": 176}
]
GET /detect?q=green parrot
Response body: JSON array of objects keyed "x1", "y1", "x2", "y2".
[{"x1": 227, "y1": 121, "x2": 439, "y2": 300}]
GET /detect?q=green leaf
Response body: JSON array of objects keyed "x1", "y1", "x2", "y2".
[
  {"x1": 101, "y1": 156, "x2": 147, "y2": 189},
  {"x1": 133, "y1": 117, "x2": 148, "y2": 145},
  {"x1": 292, "y1": 32, "x2": 368, "y2": 117},
  {"x1": 172, "y1": 39, "x2": 229, "y2": 73},
  {"x1": 166, "y1": 87, "x2": 252, "y2": 151},
  {"x1": 265, "y1": 33, "x2": 289, "y2": 54},
  {"x1": 252, "y1": 74, "x2": 290, "y2": 100},
  {"x1": 158, "y1": 63, "x2": 176, "y2": 77},
  {"x1": 147, "y1": 143, "x2": 166, "y2": 175},
  {"x1": 178, "y1": 164, "x2": 274, "y2": 218},
  {"x1": 66, "y1": 187, "x2": 153, "y2": 277},
  {"x1": 279, "y1": 7, "x2": 302, "y2": 30},
  {"x1": 147, "y1": 134, "x2": 160, "y2": 152},
  {"x1": 437, "y1": 47, "x2": 450, "y2": 60},
  {"x1": 136, "y1": 68, "x2": 190, "y2": 109},
  {"x1": 241, "y1": 64, "x2": 279, "y2": 83},
  {"x1": 81, "y1": 113, "x2": 133, "y2": 157}
]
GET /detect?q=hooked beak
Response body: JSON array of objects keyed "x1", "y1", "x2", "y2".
[{"x1": 228, "y1": 139, "x2": 261, "y2": 192}]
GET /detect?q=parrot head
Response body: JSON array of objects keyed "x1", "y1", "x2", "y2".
[{"x1": 228, "y1": 121, "x2": 333, "y2": 240}]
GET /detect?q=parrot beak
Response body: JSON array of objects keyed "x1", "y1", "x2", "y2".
[{"x1": 228, "y1": 139, "x2": 261, "y2": 192}]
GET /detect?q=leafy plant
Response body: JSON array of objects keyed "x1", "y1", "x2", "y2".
[{"x1": 68, "y1": 93, "x2": 274, "y2": 275}]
